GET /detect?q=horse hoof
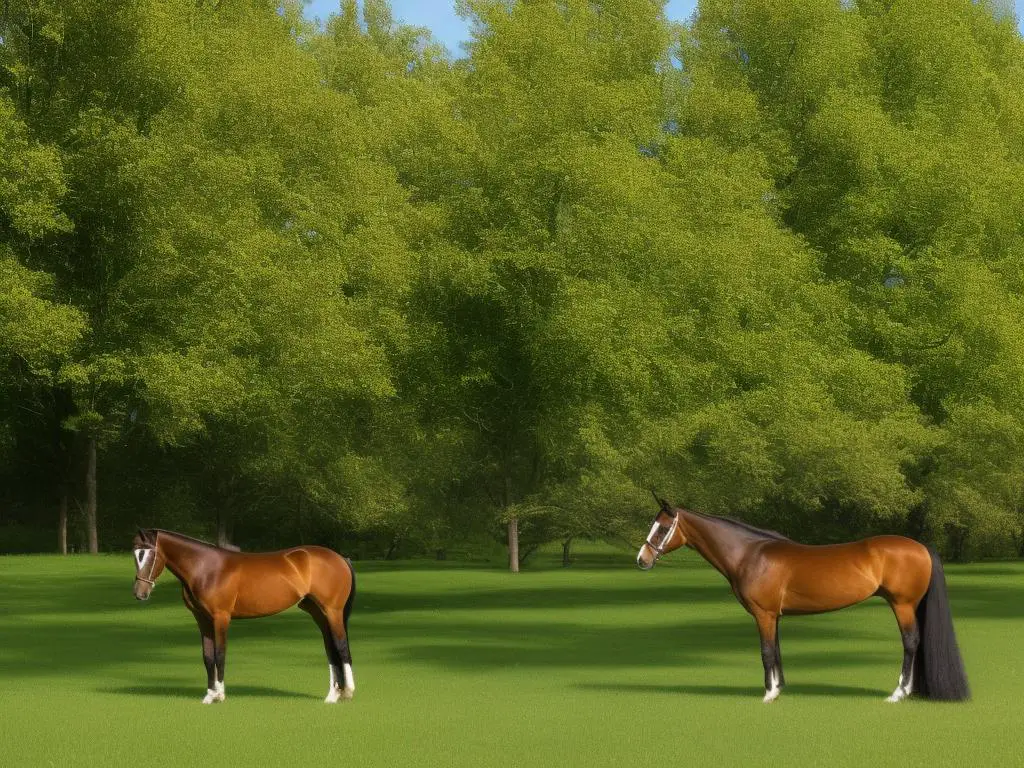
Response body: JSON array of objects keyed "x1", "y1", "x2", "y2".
[
  {"x1": 202, "y1": 688, "x2": 226, "y2": 704},
  {"x1": 340, "y1": 687, "x2": 354, "y2": 701},
  {"x1": 762, "y1": 691, "x2": 781, "y2": 703},
  {"x1": 325, "y1": 687, "x2": 349, "y2": 704}
]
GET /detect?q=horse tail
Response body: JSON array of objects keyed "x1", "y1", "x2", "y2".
[
  {"x1": 913, "y1": 548, "x2": 970, "y2": 701},
  {"x1": 342, "y1": 556, "x2": 356, "y2": 633}
]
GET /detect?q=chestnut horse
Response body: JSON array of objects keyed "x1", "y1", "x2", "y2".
[
  {"x1": 131, "y1": 528, "x2": 356, "y2": 704},
  {"x1": 636, "y1": 497, "x2": 969, "y2": 703}
]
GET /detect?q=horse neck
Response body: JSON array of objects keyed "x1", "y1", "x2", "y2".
[
  {"x1": 157, "y1": 533, "x2": 219, "y2": 585},
  {"x1": 678, "y1": 511, "x2": 755, "y2": 579}
]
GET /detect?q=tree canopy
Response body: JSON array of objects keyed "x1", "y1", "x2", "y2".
[{"x1": 1, "y1": 0, "x2": 1022, "y2": 564}]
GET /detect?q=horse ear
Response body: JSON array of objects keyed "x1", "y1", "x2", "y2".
[
  {"x1": 650, "y1": 489, "x2": 675, "y2": 517},
  {"x1": 138, "y1": 528, "x2": 153, "y2": 544}
]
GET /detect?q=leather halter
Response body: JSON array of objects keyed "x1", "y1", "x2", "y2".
[
  {"x1": 134, "y1": 546, "x2": 159, "y2": 587},
  {"x1": 643, "y1": 515, "x2": 679, "y2": 561}
]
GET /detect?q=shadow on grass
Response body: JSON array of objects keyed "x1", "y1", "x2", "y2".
[
  {"x1": 0, "y1": 606, "x2": 901, "y2": 683},
  {"x1": 1, "y1": 562, "x2": 1014, "y2": 684},
  {"x1": 98, "y1": 683, "x2": 317, "y2": 700},
  {"x1": 7, "y1": 549, "x2": 1022, "y2": 619},
  {"x1": 577, "y1": 681, "x2": 884, "y2": 699},
  {"x1": 382, "y1": 616, "x2": 900, "y2": 674},
  {"x1": 0, "y1": 577, "x2": 732, "y2": 619}
]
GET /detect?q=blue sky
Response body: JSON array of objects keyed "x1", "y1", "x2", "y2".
[{"x1": 304, "y1": 1, "x2": 1024, "y2": 53}]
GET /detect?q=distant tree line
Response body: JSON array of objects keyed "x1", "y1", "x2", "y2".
[{"x1": 1, "y1": 0, "x2": 1022, "y2": 565}]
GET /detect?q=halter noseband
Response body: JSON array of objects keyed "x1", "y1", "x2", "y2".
[{"x1": 134, "y1": 545, "x2": 159, "y2": 587}]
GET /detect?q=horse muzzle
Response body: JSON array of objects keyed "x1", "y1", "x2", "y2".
[
  {"x1": 133, "y1": 580, "x2": 153, "y2": 601},
  {"x1": 636, "y1": 546, "x2": 656, "y2": 570}
]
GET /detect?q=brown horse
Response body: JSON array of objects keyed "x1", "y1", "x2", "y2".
[
  {"x1": 131, "y1": 528, "x2": 356, "y2": 704},
  {"x1": 636, "y1": 497, "x2": 969, "y2": 703}
]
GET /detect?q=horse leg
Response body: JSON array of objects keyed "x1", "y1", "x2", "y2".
[
  {"x1": 886, "y1": 601, "x2": 919, "y2": 703},
  {"x1": 194, "y1": 614, "x2": 220, "y2": 704},
  {"x1": 753, "y1": 610, "x2": 782, "y2": 703},
  {"x1": 300, "y1": 598, "x2": 346, "y2": 703},
  {"x1": 325, "y1": 606, "x2": 354, "y2": 701},
  {"x1": 775, "y1": 620, "x2": 786, "y2": 687},
  {"x1": 207, "y1": 613, "x2": 229, "y2": 703}
]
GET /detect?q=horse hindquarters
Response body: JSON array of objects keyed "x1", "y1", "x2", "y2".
[{"x1": 913, "y1": 549, "x2": 970, "y2": 701}]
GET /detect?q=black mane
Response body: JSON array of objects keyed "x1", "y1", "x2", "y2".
[
  {"x1": 691, "y1": 511, "x2": 791, "y2": 542},
  {"x1": 151, "y1": 529, "x2": 226, "y2": 550}
]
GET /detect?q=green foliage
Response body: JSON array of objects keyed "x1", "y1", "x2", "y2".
[{"x1": 1, "y1": 0, "x2": 1022, "y2": 561}]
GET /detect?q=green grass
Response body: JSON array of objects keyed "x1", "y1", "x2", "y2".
[{"x1": 2, "y1": 546, "x2": 1023, "y2": 767}]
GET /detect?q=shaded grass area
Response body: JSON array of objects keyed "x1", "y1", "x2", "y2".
[{"x1": 2, "y1": 547, "x2": 1024, "y2": 767}]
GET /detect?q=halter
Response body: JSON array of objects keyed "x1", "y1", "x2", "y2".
[
  {"x1": 134, "y1": 545, "x2": 159, "y2": 587},
  {"x1": 643, "y1": 514, "x2": 680, "y2": 561}
]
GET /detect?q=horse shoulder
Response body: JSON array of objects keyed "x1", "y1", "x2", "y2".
[{"x1": 733, "y1": 543, "x2": 789, "y2": 611}]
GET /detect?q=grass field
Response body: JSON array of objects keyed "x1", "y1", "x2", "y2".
[{"x1": 2, "y1": 545, "x2": 1023, "y2": 767}]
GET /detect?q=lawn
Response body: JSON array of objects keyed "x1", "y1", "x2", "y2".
[{"x1": 1, "y1": 545, "x2": 1022, "y2": 767}]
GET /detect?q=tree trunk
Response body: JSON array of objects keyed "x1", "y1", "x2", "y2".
[
  {"x1": 85, "y1": 436, "x2": 98, "y2": 554},
  {"x1": 504, "y1": 474, "x2": 519, "y2": 573},
  {"x1": 562, "y1": 536, "x2": 572, "y2": 567},
  {"x1": 58, "y1": 493, "x2": 68, "y2": 555},
  {"x1": 508, "y1": 515, "x2": 519, "y2": 573}
]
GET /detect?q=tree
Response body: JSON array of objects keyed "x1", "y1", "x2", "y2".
[
  {"x1": 683, "y1": 0, "x2": 1024, "y2": 555},
  {"x1": 0, "y1": 0, "x2": 416, "y2": 551},
  {"x1": 0, "y1": 88, "x2": 85, "y2": 553}
]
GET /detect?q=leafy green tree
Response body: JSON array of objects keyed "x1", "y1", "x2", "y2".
[
  {"x1": 0, "y1": 91, "x2": 85, "y2": 553},
  {"x1": 0, "y1": 0, "x2": 416, "y2": 550},
  {"x1": 683, "y1": 0, "x2": 1024, "y2": 555}
]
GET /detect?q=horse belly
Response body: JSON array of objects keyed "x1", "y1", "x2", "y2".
[
  {"x1": 780, "y1": 564, "x2": 879, "y2": 615},
  {"x1": 231, "y1": 571, "x2": 306, "y2": 618}
]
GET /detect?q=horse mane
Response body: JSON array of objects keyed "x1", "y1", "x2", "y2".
[
  {"x1": 151, "y1": 529, "x2": 235, "y2": 551},
  {"x1": 690, "y1": 511, "x2": 791, "y2": 542}
]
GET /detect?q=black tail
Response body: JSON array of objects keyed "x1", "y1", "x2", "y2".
[
  {"x1": 342, "y1": 557, "x2": 356, "y2": 633},
  {"x1": 913, "y1": 549, "x2": 969, "y2": 701}
]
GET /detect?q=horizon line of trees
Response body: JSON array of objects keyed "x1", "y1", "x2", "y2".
[{"x1": 1, "y1": 0, "x2": 1023, "y2": 567}]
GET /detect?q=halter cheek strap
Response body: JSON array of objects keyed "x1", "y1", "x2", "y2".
[{"x1": 134, "y1": 547, "x2": 158, "y2": 586}]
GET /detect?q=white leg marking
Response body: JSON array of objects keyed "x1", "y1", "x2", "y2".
[
  {"x1": 335, "y1": 662, "x2": 354, "y2": 700},
  {"x1": 202, "y1": 679, "x2": 225, "y2": 703},
  {"x1": 887, "y1": 673, "x2": 906, "y2": 702},
  {"x1": 325, "y1": 664, "x2": 342, "y2": 703},
  {"x1": 763, "y1": 668, "x2": 781, "y2": 703},
  {"x1": 887, "y1": 670, "x2": 913, "y2": 703}
]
